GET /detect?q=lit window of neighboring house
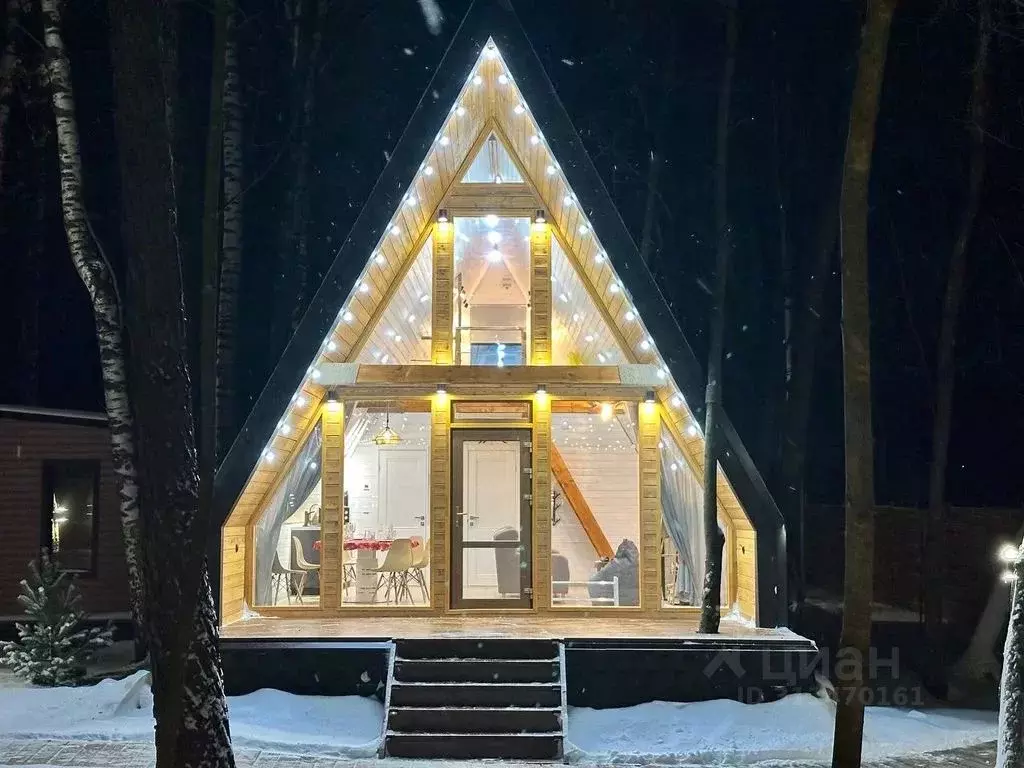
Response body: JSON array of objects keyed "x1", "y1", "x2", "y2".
[{"x1": 41, "y1": 460, "x2": 99, "y2": 576}]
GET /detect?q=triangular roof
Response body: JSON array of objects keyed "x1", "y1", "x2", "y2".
[{"x1": 213, "y1": 0, "x2": 786, "y2": 626}]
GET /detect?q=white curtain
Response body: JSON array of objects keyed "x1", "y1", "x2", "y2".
[{"x1": 660, "y1": 430, "x2": 705, "y2": 605}]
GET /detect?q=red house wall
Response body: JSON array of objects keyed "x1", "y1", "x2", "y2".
[{"x1": 0, "y1": 413, "x2": 130, "y2": 617}]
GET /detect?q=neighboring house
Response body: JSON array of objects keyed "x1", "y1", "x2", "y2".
[
  {"x1": 212, "y1": 0, "x2": 787, "y2": 634},
  {"x1": 0, "y1": 405, "x2": 130, "y2": 621}
]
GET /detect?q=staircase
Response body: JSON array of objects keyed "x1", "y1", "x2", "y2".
[{"x1": 383, "y1": 638, "x2": 566, "y2": 760}]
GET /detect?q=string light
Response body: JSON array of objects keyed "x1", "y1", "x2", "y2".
[
  {"x1": 390, "y1": 224, "x2": 401, "y2": 235},
  {"x1": 514, "y1": 104, "x2": 525, "y2": 115},
  {"x1": 311, "y1": 368, "x2": 321, "y2": 380},
  {"x1": 374, "y1": 252, "x2": 385, "y2": 265},
  {"x1": 295, "y1": 395, "x2": 307, "y2": 408},
  {"x1": 624, "y1": 309, "x2": 635, "y2": 321},
  {"x1": 280, "y1": 423, "x2": 291, "y2": 435},
  {"x1": 456, "y1": 106, "x2": 466, "y2": 117},
  {"x1": 546, "y1": 165, "x2": 556, "y2": 176},
  {"x1": 439, "y1": 135, "x2": 450, "y2": 146},
  {"x1": 595, "y1": 251, "x2": 606, "y2": 263},
  {"x1": 671, "y1": 394, "x2": 682, "y2": 408},
  {"x1": 423, "y1": 165, "x2": 434, "y2": 176},
  {"x1": 498, "y1": 74, "x2": 509, "y2": 85},
  {"x1": 473, "y1": 74, "x2": 483, "y2": 85},
  {"x1": 264, "y1": 450, "x2": 276, "y2": 464},
  {"x1": 530, "y1": 134, "x2": 540, "y2": 145},
  {"x1": 484, "y1": 214, "x2": 499, "y2": 227},
  {"x1": 359, "y1": 282, "x2": 369, "y2": 293},
  {"x1": 609, "y1": 282, "x2": 620, "y2": 294},
  {"x1": 405, "y1": 194, "x2": 417, "y2": 207},
  {"x1": 578, "y1": 224, "x2": 590, "y2": 235},
  {"x1": 343, "y1": 311, "x2": 354, "y2": 323},
  {"x1": 327, "y1": 340, "x2": 337, "y2": 352}
]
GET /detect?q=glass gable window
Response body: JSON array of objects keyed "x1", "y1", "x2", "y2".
[
  {"x1": 42, "y1": 460, "x2": 99, "y2": 575},
  {"x1": 357, "y1": 239, "x2": 433, "y2": 365},
  {"x1": 461, "y1": 134, "x2": 523, "y2": 184},
  {"x1": 549, "y1": 403, "x2": 640, "y2": 607},
  {"x1": 454, "y1": 216, "x2": 531, "y2": 365},
  {"x1": 254, "y1": 420, "x2": 323, "y2": 607}
]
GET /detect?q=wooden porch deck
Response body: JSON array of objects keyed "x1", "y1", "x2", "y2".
[{"x1": 220, "y1": 613, "x2": 808, "y2": 643}]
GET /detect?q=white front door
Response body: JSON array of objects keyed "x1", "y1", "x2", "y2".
[
  {"x1": 462, "y1": 440, "x2": 520, "y2": 590},
  {"x1": 378, "y1": 449, "x2": 429, "y2": 542}
]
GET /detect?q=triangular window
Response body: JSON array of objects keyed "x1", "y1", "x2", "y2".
[
  {"x1": 551, "y1": 238, "x2": 629, "y2": 365},
  {"x1": 356, "y1": 239, "x2": 433, "y2": 365},
  {"x1": 461, "y1": 133, "x2": 523, "y2": 184}
]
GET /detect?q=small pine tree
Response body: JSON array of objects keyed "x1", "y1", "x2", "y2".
[{"x1": 0, "y1": 551, "x2": 112, "y2": 685}]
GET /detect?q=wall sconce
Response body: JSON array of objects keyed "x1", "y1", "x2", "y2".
[
  {"x1": 644, "y1": 390, "x2": 656, "y2": 405},
  {"x1": 326, "y1": 390, "x2": 341, "y2": 411},
  {"x1": 437, "y1": 208, "x2": 450, "y2": 224},
  {"x1": 533, "y1": 209, "x2": 547, "y2": 225}
]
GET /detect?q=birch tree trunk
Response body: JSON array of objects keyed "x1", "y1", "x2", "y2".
[
  {"x1": 106, "y1": 0, "x2": 234, "y2": 765},
  {"x1": 998, "y1": 537, "x2": 1024, "y2": 768},
  {"x1": 216, "y1": 0, "x2": 243, "y2": 460},
  {"x1": 40, "y1": 0, "x2": 147, "y2": 649},
  {"x1": 1, "y1": 0, "x2": 30, "y2": 192},
  {"x1": 923, "y1": 0, "x2": 992, "y2": 693},
  {"x1": 831, "y1": 1, "x2": 895, "y2": 765},
  {"x1": 699, "y1": 0, "x2": 736, "y2": 635}
]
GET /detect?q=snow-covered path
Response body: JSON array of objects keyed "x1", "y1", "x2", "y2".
[{"x1": 0, "y1": 738, "x2": 1000, "y2": 767}]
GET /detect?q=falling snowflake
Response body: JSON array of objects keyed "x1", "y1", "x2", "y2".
[
  {"x1": 417, "y1": 0, "x2": 444, "y2": 35},
  {"x1": 561, "y1": 58, "x2": 576, "y2": 66},
  {"x1": 403, "y1": 47, "x2": 414, "y2": 56}
]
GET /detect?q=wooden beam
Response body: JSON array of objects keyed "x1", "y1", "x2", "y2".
[
  {"x1": 533, "y1": 394, "x2": 552, "y2": 609},
  {"x1": 638, "y1": 400, "x2": 662, "y2": 610},
  {"x1": 320, "y1": 406, "x2": 344, "y2": 610},
  {"x1": 550, "y1": 444, "x2": 614, "y2": 560},
  {"x1": 355, "y1": 365, "x2": 622, "y2": 386},
  {"x1": 530, "y1": 221, "x2": 552, "y2": 364},
  {"x1": 431, "y1": 221, "x2": 455, "y2": 364}
]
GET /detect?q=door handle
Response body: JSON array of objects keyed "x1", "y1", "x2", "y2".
[{"x1": 413, "y1": 515, "x2": 426, "y2": 523}]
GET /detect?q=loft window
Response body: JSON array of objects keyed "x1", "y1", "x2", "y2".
[
  {"x1": 41, "y1": 460, "x2": 100, "y2": 576},
  {"x1": 470, "y1": 342, "x2": 523, "y2": 367}
]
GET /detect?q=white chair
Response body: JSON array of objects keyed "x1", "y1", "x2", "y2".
[{"x1": 370, "y1": 539, "x2": 416, "y2": 604}]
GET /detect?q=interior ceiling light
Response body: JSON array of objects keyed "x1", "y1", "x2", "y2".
[{"x1": 373, "y1": 406, "x2": 402, "y2": 446}]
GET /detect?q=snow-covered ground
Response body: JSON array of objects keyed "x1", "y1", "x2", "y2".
[
  {"x1": 567, "y1": 695, "x2": 997, "y2": 764},
  {"x1": 0, "y1": 670, "x2": 383, "y2": 758},
  {"x1": 0, "y1": 670, "x2": 997, "y2": 764}
]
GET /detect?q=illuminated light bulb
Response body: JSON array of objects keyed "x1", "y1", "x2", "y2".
[
  {"x1": 572, "y1": 313, "x2": 582, "y2": 322},
  {"x1": 423, "y1": 165, "x2": 434, "y2": 176},
  {"x1": 264, "y1": 450, "x2": 276, "y2": 463},
  {"x1": 597, "y1": 352, "x2": 607, "y2": 363},
  {"x1": 486, "y1": 249, "x2": 503, "y2": 263},
  {"x1": 327, "y1": 340, "x2": 337, "y2": 352},
  {"x1": 600, "y1": 402, "x2": 613, "y2": 421},
  {"x1": 390, "y1": 224, "x2": 401, "y2": 235},
  {"x1": 359, "y1": 282, "x2": 369, "y2": 293},
  {"x1": 579, "y1": 224, "x2": 590, "y2": 235},
  {"x1": 484, "y1": 44, "x2": 498, "y2": 59},
  {"x1": 559, "y1": 293, "x2": 569, "y2": 302},
  {"x1": 624, "y1": 310, "x2": 636, "y2": 321},
  {"x1": 498, "y1": 74, "x2": 509, "y2": 85},
  {"x1": 381, "y1": 354, "x2": 390, "y2": 363},
  {"x1": 999, "y1": 543, "x2": 1020, "y2": 563},
  {"x1": 609, "y1": 282, "x2": 621, "y2": 294},
  {"x1": 343, "y1": 311, "x2": 354, "y2": 323},
  {"x1": 374, "y1": 252, "x2": 385, "y2": 265},
  {"x1": 407, "y1": 313, "x2": 416, "y2": 323},
  {"x1": 671, "y1": 395, "x2": 683, "y2": 408},
  {"x1": 546, "y1": 165, "x2": 556, "y2": 176},
  {"x1": 405, "y1": 194, "x2": 417, "y2": 207},
  {"x1": 311, "y1": 368, "x2": 321, "y2": 380},
  {"x1": 563, "y1": 195, "x2": 574, "y2": 207},
  {"x1": 280, "y1": 423, "x2": 291, "y2": 435},
  {"x1": 657, "y1": 367, "x2": 667, "y2": 380},
  {"x1": 472, "y1": 74, "x2": 483, "y2": 85},
  {"x1": 514, "y1": 104, "x2": 525, "y2": 115},
  {"x1": 671, "y1": 462, "x2": 679, "y2": 472},
  {"x1": 640, "y1": 337, "x2": 652, "y2": 351},
  {"x1": 419, "y1": 293, "x2": 429, "y2": 303},
  {"x1": 486, "y1": 230, "x2": 502, "y2": 245},
  {"x1": 584, "y1": 334, "x2": 595, "y2": 343},
  {"x1": 439, "y1": 135, "x2": 450, "y2": 146},
  {"x1": 295, "y1": 395, "x2": 307, "y2": 408},
  {"x1": 530, "y1": 134, "x2": 540, "y2": 145},
  {"x1": 394, "y1": 335, "x2": 402, "y2": 343},
  {"x1": 456, "y1": 106, "x2": 466, "y2": 117},
  {"x1": 595, "y1": 251, "x2": 606, "y2": 263},
  {"x1": 484, "y1": 214, "x2": 499, "y2": 227},
  {"x1": 686, "y1": 424, "x2": 699, "y2": 437}
]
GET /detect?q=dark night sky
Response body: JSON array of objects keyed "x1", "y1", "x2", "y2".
[{"x1": 2, "y1": 0, "x2": 1022, "y2": 509}]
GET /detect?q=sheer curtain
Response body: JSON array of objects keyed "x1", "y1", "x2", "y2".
[
  {"x1": 660, "y1": 432, "x2": 705, "y2": 604},
  {"x1": 254, "y1": 420, "x2": 323, "y2": 604}
]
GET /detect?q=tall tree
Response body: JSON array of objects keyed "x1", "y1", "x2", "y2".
[
  {"x1": 831, "y1": 0, "x2": 896, "y2": 765},
  {"x1": 40, "y1": 0, "x2": 146, "y2": 652},
  {"x1": 106, "y1": 0, "x2": 234, "y2": 764},
  {"x1": 699, "y1": 0, "x2": 737, "y2": 635},
  {"x1": 998, "y1": 536, "x2": 1024, "y2": 768},
  {"x1": 216, "y1": 0, "x2": 243, "y2": 459},
  {"x1": 1, "y1": 0, "x2": 31, "y2": 191},
  {"x1": 922, "y1": 0, "x2": 992, "y2": 692}
]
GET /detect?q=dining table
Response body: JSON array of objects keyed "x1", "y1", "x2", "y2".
[{"x1": 313, "y1": 538, "x2": 420, "y2": 602}]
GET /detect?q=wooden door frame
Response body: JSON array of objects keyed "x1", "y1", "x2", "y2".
[{"x1": 450, "y1": 428, "x2": 533, "y2": 609}]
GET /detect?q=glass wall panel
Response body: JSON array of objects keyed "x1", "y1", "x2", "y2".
[
  {"x1": 549, "y1": 402, "x2": 640, "y2": 607},
  {"x1": 453, "y1": 216, "x2": 530, "y2": 365},
  {"x1": 254, "y1": 420, "x2": 323, "y2": 607},
  {"x1": 342, "y1": 401, "x2": 431, "y2": 606},
  {"x1": 659, "y1": 424, "x2": 728, "y2": 607}
]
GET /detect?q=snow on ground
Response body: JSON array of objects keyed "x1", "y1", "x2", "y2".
[
  {"x1": 0, "y1": 670, "x2": 383, "y2": 758},
  {"x1": 567, "y1": 694, "x2": 997, "y2": 764}
]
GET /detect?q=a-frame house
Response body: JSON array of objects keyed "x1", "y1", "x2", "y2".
[{"x1": 213, "y1": 0, "x2": 788, "y2": 644}]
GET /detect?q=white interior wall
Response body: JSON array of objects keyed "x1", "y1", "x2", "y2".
[{"x1": 277, "y1": 484, "x2": 322, "y2": 566}]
